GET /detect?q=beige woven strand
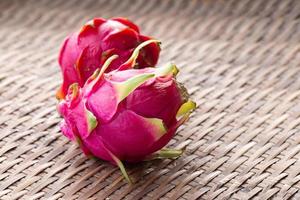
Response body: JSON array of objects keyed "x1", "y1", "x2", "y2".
[{"x1": 1, "y1": 0, "x2": 300, "y2": 199}]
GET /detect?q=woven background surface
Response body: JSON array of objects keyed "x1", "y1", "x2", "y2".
[{"x1": 1, "y1": 0, "x2": 300, "y2": 199}]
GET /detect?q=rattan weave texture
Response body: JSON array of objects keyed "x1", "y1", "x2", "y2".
[{"x1": 1, "y1": 0, "x2": 300, "y2": 199}]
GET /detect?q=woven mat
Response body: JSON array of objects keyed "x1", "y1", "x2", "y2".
[{"x1": 1, "y1": 0, "x2": 300, "y2": 199}]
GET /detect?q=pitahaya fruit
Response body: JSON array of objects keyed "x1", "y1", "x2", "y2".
[
  {"x1": 57, "y1": 53, "x2": 196, "y2": 183},
  {"x1": 57, "y1": 17, "x2": 160, "y2": 99}
]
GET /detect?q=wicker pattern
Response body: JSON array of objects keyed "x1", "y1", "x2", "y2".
[{"x1": 1, "y1": 0, "x2": 300, "y2": 199}]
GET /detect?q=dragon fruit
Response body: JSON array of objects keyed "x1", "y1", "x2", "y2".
[
  {"x1": 57, "y1": 52, "x2": 196, "y2": 183},
  {"x1": 57, "y1": 17, "x2": 160, "y2": 99}
]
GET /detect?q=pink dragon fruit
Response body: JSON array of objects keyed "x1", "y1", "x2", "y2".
[
  {"x1": 57, "y1": 17, "x2": 160, "y2": 99},
  {"x1": 57, "y1": 49, "x2": 196, "y2": 183}
]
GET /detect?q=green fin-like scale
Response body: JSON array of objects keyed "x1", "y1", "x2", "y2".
[
  {"x1": 107, "y1": 150, "x2": 132, "y2": 183},
  {"x1": 113, "y1": 61, "x2": 179, "y2": 104},
  {"x1": 89, "y1": 54, "x2": 119, "y2": 91},
  {"x1": 98, "y1": 55, "x2": 119, "y2": 78},
  {"x1": 144, "y1": 148, "x2": 183, "y2": 161},
  {"x1": 146, "y1": 117, "x2": 167, "y2": 140},
  {"x1": 69, "y1": 83, "x2": 79, "y2": 100},
  {"x1": 89, "y1": 69, "x2": 100, "y2": 81},
  {"x1": 173, "y1": 101, "x2": 196, "y2": 131},
  {"x1": 155, "y1": 63, "x2": 179, "y2": 77},
  {"x1": 92, "y1": 54, "x2": 119, "y2": 84},
  {"x1": 120, "y1": 40, "x2": 160, "y2": 70},
  {"x1": 113, "y1": 73, "x2": 155, "y2": 103},
  {"x1": 176, "y1": 100, "x2": 196, "y2": 118},
  {"x1": 84, "y1": 104, "x2": 98, "y2": 135}
]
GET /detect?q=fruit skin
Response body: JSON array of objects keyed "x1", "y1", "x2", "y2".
[
  {"x1": 57, "y1": 17, "x2": 160, "y2": 99},
  {"x1": 57, "y1": 54, "x2": 196, "y2": 182}
]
